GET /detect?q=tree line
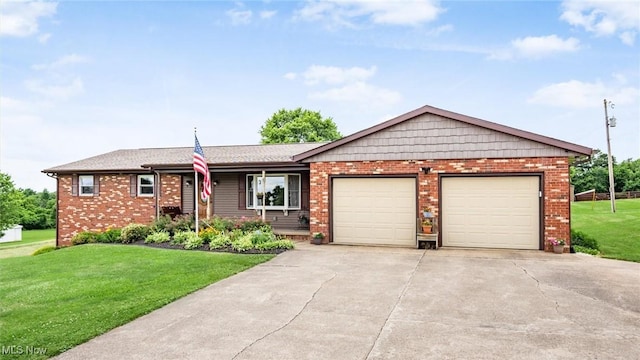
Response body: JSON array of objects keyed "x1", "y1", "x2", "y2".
[
  {"x1": 571, "y1": 150, "x2": 640, "y2": 194},
  {"x1": 0, "y1": 173, "x2": 56, "y2": 235}
]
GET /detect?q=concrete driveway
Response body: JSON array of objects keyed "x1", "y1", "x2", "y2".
[{"x1": 57, "y1": 244, "x2": 640, "y2": 360}]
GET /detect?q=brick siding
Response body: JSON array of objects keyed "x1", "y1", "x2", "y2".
[
  {"x1": 309, "y1": 157, "x2": 570, "y2": 251},
  {"x1": 57, "y1": 174, "x2": 181, "y2": 246}
]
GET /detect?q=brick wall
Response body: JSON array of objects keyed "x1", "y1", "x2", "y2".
[
  {"x1": 309, "y1": 157, "x2": 570, "y2": 251},
  {"x1": 57, "y1": 174, "x2": 181, "y2": 246}
]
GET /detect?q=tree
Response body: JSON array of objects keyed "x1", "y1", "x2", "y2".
[
  {"x1": 260, "y1": 108, "x2": 342, "y2": 144},
  {"x1": 571, "y1": 150, "x2": 640, "y2": 193},
  {"x1": 0, "y1": 173, "x2": 23, "y2": 236}
]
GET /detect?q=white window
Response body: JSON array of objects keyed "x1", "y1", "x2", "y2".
[
  {"x1": 79, "y1": 175, "x2": 94, "y2": 196},
  {"x1": 247, "y1": 174, "x2": 300, "y2": 210},
  {"x1": 138, "y1": 175, "x2": 154, "y2": 196}
]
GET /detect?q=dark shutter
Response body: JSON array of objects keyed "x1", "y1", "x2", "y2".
[
  {"x1": 71, "y1": 175, "x2": 78, "y2": 196},
  {"x1": 130, "y1": 175, "x2": 137, "y2": 197},
  {"x1": 301, "y1": 172, "x2": 310, "y2": 210},
  {"x1": 156, "y1": 174, "x2": 161, "y2": 197},
  {"x1": 93, "y1": 175, "x2": 100, "y2": 196},
  {"x1": 238, "y1": 173, "x2": 246, "y2": 210}
]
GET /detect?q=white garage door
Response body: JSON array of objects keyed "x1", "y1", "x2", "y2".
[
  {"x1": 332, "y1": 178, "x2": 416, "y2": 247},
  {"x1": 441, "y1": 176, "x2": 540, "y2": 249}
]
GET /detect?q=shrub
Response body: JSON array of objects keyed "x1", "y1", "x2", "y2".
[
  {"x1": 255, "y1": 239, "x2": 295, "y2": 251},
  {"x1": 183, "y1": 233, "x2": 204, "y2": 250},
  {"x1": 121, "y1": 224, "x2": 152, "y2": 243},
  {"x1": 209, "y1": 233, "x2": 232, "y2": 249},
  {"x1": 72, "y1": 231, "x2": 101, "y2": 245},
  {"x1": 238, "y1": 218, "x2": 268, "y2": 232},
  {"x1": 574, "y1": 245, "x2": 599, "y2": 255},
  {"x1": 231, "y1": 233, "x2": 254, "y2": 252},
  {"x1": 571, "y1": 229, "x2": 599, "y2": 250},
  {"x1": 210, "y1": 216, "x2": 235, "y2": 232},
  {"x1": 173, "y1": 214, "x2": 194, "y2": 233},
  {"x1": 198, "y1": 227, "x2": 220, "y2": 244},
  {"x1": 250, "y1": 230, "x2": 274, "y2": 245},
  {"x1": 32, "y1": 245, "x2": 58, "y2": 256},
  {"x1": 145, "y1": 231, "x2": 170, "y2": 244},
  {"x1": 152, "y1": 215, "x2": 174, "y2": 234},
  {"x1": 171, "y1": 231, "x2": 195, "y2": 245},
  {"x1": 98, "y1": 228, "x2": 122, "y2": 243}
]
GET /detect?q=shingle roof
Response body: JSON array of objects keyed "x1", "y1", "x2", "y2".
[
  {"x1": 293, "y1": 104, "x2": 593, "y2": 161},
  {"x1": 43, "y1": 143, "x2": 325, "y2": 173}
]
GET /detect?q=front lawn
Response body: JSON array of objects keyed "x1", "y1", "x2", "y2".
[
  {"x1": 0, "y1": 245, "x2": 273, "y2": 359},
  {"x1": 572, "y1": 198, "x2": 640, "y2": 262}
]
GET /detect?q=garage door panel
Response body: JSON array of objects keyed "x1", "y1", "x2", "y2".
[
  {"x1": 333, "y1": 178, "x2": 415, "y2": 247},
  {"x1": 442, "y1": 176, "x2": 539, "y2": 250}
]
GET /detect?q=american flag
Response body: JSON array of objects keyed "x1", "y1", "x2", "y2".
[{"x1": 193, "y1": 135, "x2": 211, "y2": 201}]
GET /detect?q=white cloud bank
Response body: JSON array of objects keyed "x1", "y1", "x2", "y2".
[
  {"x1": 490, "y1": 35, "x2": 581, "y2": 60},
  {"x1": 25, "y1": 77, "x2": 85, "y2": 100},
  {"x1": 0, "y1": 0, "x2": 57, "y2": 37},
  {"x1": 560, "y1": 0, "x2": 640, "y2": 45},
  {"x1": 32, "y1": 54, "x2": 90, "y2": 70},
  {"x1": 295, "y1": 0, "x2": 443, "y2": 28},
  {"x1": 285, "y1": 65, "x2": 401, "y2": 106},
  {"x1": 528, "y1": 79, "x2": 639, "y2": 109}
]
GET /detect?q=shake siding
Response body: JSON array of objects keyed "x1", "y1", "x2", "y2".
[
  {"x1": 212, "y1": 173, "x2": 306, "y2": 230},
  {"x1": 305, "y1": 113, "x2": 575, "y2": 162}
]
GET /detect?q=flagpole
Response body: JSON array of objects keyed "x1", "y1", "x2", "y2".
[{"x1": 194, "y1": 128, "x2": 199, "y2": 235}]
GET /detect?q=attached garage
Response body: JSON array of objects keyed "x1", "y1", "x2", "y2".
[
  {"x1": 441, "y1": 176, "x2": 541, "y2": 249},
  {"x1": 332, "y1": 177, "x2": 416, "y2": 247}
]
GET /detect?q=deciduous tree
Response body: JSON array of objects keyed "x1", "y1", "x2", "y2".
[{"x1": 260, "y1": 108, "x2": 342, "y2": 144}]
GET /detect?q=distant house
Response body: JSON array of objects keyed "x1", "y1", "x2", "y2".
[{"x1": 44, "y1": 104, "x2": 592, "y2": 250}]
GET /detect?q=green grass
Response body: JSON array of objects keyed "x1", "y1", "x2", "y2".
[
  {"x1": 0, "y1": 245, "x2": 274, "y2": 359},
  {"x1": 572, "y1": 198, "x2": 640, "y2": 262},
  {"x1": 0, "y1": 229, "x2": 56, "y2": 249}
]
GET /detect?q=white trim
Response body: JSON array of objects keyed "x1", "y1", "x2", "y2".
[
  {"x1": 246, "y1": 173, "x2": 301, "y2": 210},
  {"x1": 138, "y1": 174, "x2": 155, "y2": 197},
  {"x1": 79, "y1": 175, "x2": 94, "y2": 196}
]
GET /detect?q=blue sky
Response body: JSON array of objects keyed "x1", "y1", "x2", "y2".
[{"x1": 1, "y1": 0, "x2": 639, "y2": 191}]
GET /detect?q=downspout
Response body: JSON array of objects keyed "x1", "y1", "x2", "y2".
[{"x1": 45, "y1": 172, "x2": 59, "y2": 247}]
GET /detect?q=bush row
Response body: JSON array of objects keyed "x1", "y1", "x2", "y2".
[{"x1": 71, "y1": 216, "x2": 295, "y2": 252}]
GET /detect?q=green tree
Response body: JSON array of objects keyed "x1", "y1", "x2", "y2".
[
  {"x1": 17, "y1": 188, "x2": 57, "y2": 230},
  {"x1": 0, "y1": 173, "x2": 24, "y2": 236},
  {"x1": 571, "y1": 150, "x2": 640, "y2": 193},
  {"x1": 259, "y1": 108, "x2": 342, "y2": 144}
]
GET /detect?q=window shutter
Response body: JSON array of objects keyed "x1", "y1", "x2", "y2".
[
  {"x1": 93, "y1": 175, "x2": 100, "y2": 196},
  {"x1": 156, "y1": 174, "x2": 161, "y2": 197},
  {"x1": 71, "y1": 175, "x2": 78, "y2": 196},
  {"x1": 301, "y1": 172, "x2": 310, "y2": 210},
  {"x1": 130, "y1": 175, "x2": 137, "y2": 197},
  {"x1": 238, "y1": 173, "x2": 246, "y2": 210}
]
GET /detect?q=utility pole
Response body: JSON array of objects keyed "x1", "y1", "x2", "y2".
[{"x1": 603, "y1": 99, "x2": 616, "y2": 213}]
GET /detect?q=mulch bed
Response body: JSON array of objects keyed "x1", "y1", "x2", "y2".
[{"x1": 130, "y1": 240, "x2": 289, "y2": 255}]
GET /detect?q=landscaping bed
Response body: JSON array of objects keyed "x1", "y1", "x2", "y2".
[{"x1": 70, "y1": 215, "x2": 296, "y2": 255}]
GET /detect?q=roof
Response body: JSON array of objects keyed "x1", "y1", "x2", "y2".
[
  {"x1": 293, "y1": 104, "x2": 593, "y2": 161},
  {"x1": 43, "y1": 143, "x2": 324, "y2": 173}
]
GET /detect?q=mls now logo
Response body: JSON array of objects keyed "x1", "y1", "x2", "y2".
[{"x1": 1, "y1": 345, "x2": 47, "y2": 355}]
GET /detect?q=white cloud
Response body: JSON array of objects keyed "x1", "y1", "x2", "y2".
[
  {"x1": 619, "y1": 31, "x2": 636, "y2": 46},
  {"x1": 294, "y1": 0, "x2": 443, "y2": 28},
  {"x1": 226, "y1": 8, "x2": 252, "y2": 25},
  {"x1": 25, "y1": 77, "x2": 84, "y2": 100},
  {"x1": 287, "y1": 64, "x2": 401, "y2": 106},
  {"x1": 309, "y1": 81, "x2": 401, "y2": 105},
  {"x1": 32, "y1": 54, "x2": 89, "y2": 70},
  {"x1": 0, "y1": 96, "x2": 26, "y2": 110},
  {"x1": 302, "y1": 65, "x2": 376, "y2": 85},
  {"x1": 560, "y1": 0, "x2": 639, "y2": 45},
  {"x1": 0, "y1": 0, "x2": 57, "y2": 37},
  {"x1": 490, "y1": 35, "x2": 580, "y2": 60},
  {"x1": 283, "y1": 72, "x2": 297, "y2": 80},
  {"x1": 37, "y1": 32, "x2": 51, "y2": 43},
  {"x1": 260, "y1": 10, "x2": 277, "y2": 19},
  {"x1": 511, "y1": 35, "x2": 580, "y2": 58},
  {"x1": 528, "y1": 79, "x2": 639, "y2": 108}
]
